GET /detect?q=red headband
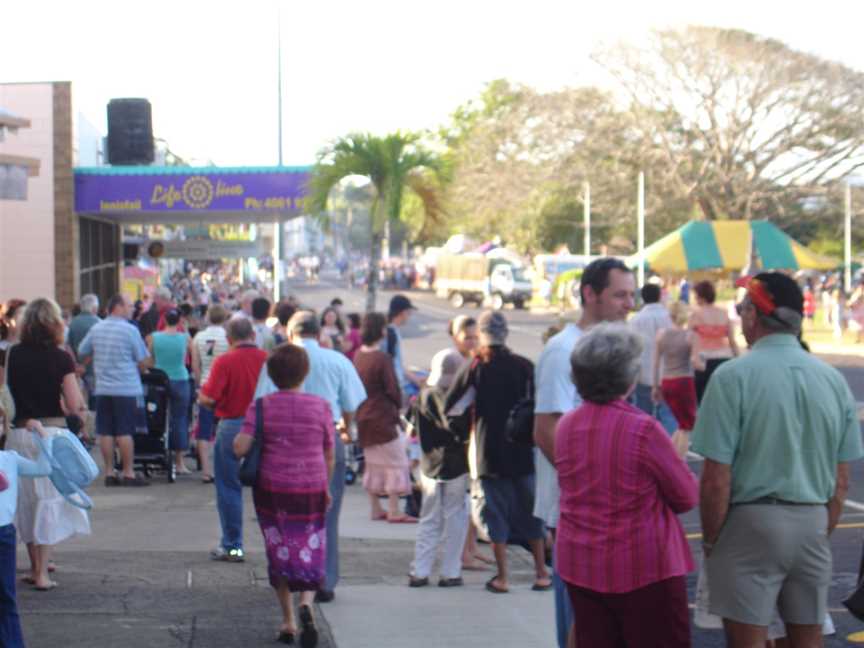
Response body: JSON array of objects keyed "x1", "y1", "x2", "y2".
[{"x1": 747, "y1": 278, "x2": 776, "y2": 316}]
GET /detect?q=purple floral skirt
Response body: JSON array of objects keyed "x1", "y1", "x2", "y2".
[{"x1": 253, "y1": 487, "x2": 327, "y2": 590}]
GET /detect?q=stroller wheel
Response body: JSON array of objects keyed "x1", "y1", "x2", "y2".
[{"x1": 345, "y1": 469, "x2": 356, "y2": 486}]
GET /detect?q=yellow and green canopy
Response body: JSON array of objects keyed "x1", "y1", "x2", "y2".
[{"x1": 629, "y1": 220, "x2": 836, "y2": 273}]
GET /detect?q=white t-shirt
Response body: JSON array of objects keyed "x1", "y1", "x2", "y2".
[
  {"x1": 533, "y1": 323, "x2": 583, "y2": 528},
  {"x1": 193, "y1": 325, "x2": 229, "y2": 384},
  {"x1": 629, "y1": 303, "x2": 673, "y2": 385}
]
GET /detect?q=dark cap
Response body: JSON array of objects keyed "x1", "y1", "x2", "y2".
[
  {"x1": 388, "y1": 294, "x2": 416, "y2": 319},
  {"x1": 750, "y1": 272, "x2": 804, "y2": 316}
]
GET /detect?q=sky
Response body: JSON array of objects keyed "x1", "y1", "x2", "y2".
[{"x1": 3, "y1": 0, "x2": 864, "y2": 167}]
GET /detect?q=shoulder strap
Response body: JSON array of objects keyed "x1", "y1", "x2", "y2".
[
  {"x1": 255, "y1": 397, "x2": 264, "y2": 442},
  {"x1": 386, "y1": 326, "x2": 397, "y2": 357}
]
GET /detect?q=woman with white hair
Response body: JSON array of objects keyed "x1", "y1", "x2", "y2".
[{"x1": 556, "y1": 323, "x2": 697, "y2": 647}]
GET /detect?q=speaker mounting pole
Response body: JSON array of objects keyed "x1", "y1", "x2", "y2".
[{"x1": 273, "y1": 1, "x2": 284, "y2": 303}]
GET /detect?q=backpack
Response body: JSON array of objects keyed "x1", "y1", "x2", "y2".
[
  {"x1": 505, "y1": 365, "x2": 535, "y2": 446},
  {"x1": 47, "y1": 430, "x2": 99, "y2": 509}
]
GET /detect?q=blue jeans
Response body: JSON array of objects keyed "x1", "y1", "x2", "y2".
[
  {"x1": 633, "y1": 383, "x2": 677, "y2": 435},
  {"x1": 324, "y1": 432, "x2": 346, "y2": 591},
  {"x1": 0, "y1": 524, "x2": 23, "y2": 647},
  {"x1": 553, "y1": 544, "x2": 575, "y2": 648},
  {"x1": 214, "y1": 418, "x2": 244, "y2": 551},
  {"x1": 168, "y1": 379, "x2": 191, "y2": 451}
]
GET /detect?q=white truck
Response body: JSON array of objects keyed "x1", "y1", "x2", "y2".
[{"x1": 435, "y1": 252, "x2": 532, "y2": 310}]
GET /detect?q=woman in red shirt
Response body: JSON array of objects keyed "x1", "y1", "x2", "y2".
[{"x1": 556, "y1": 323, "x2": 698, "y2": 648}]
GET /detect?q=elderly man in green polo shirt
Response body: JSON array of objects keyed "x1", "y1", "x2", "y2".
[{"x1": 693, "y1": 272, "x2": 863, "y2": 648}]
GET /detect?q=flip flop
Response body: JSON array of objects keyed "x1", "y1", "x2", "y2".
[
  {"x1": 387, "y1": 515, "x2": 418, "y2": 524},
  {"x1": 370, "y1": 512, "x2": 387, "y2": 521},
  {"x1": 473, "y1": 553, "x2": 495, "y2": 565},
  {"x1": 34, "y1": 581, "x2": 58, "y2": 591},
  {"x1": 532, "y1": 580, "x2": 553, "y2": 592},
  {"x1": 485, "y1": 576, "x2": 509, "y2": 594},
  {"x1": 201, "y1": 476, "x2": 215, "y2": 484},
  {"x1": 461, "y1": 562, "x2": 488, "y2": 571},
  {"x1": 277, "y1": 630, "x2": 296, "y2": 644},
  {"x1": 20, "y1": 576, "x2": 35, "y2": 585}
]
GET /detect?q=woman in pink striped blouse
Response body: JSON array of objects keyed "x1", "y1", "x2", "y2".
[{"x1": 555, "y1": 323, "x2": 698, "y2": 648}]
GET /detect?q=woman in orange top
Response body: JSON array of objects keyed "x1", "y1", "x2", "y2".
[{"x1": 688, "y1": 280, "x2": 739, "y2": 403}]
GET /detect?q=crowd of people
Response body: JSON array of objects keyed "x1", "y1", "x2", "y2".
[{"x1": 0, "y1": 255, "x2": 861, "y2": 648}]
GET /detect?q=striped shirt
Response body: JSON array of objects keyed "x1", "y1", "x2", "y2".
[
  {"x1": 555, "y1": 399, "x2": 697, "y2": 593},
  {"x1": 193, "y1": 325, "x2": 230, "y2": 384},
  {"x1": 78, "y1": 316, "x2": 149, "y2": 397}
]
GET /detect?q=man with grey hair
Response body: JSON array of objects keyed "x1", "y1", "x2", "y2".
[
  {"x1": 254, "y1": 310, "x2": 366, "y2": 602},
  {"x1": 532, "y1": 257, "x2": 635, "y2": 648},
  {"x1": 230, "y1": 289, "x2": 261, "y2": 321},
  {"x1": 693, "y1": 273, "x2": 863, "y2": 647},
  {"x1": 68, "y1": 294, "x2": 101, "y2": 411},
  {"x1": 199, "y1": 318, "x2": 268, "y2": 562}
]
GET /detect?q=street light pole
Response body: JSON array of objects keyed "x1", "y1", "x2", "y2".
[
  {"x1": 637, "y1": 171, "x2": 646, "y2": 288},
  {"x1": 846, "y1": 181, "x2": 853, "y2": 291},
  {"x1": 583, "y1": 181, "x2": 591, "y2": 258},
  {"x1": 273, "y1": 1, "x2": 283, "y2": 302}
]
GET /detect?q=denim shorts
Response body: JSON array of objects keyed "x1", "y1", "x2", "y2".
[
  {"x1": 197, "y1": 405, "x2": 217, "y2": 442},
  {"x1": 95, "y1": 395, "x2": 138, "y2": 437},
  {"x1": 478, "y1": 474, "x2": 545, "y2": 544}
]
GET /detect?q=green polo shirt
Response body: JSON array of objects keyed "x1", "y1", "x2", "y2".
[{"x1": 691, "y1": 334, "x2": 863, "y2": 504}]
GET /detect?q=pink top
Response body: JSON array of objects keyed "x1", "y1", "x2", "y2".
[
  {"x1": 240, "y1": 391, "x2": 334, "y2": 493},
  {"x1": 555, "y1": 400, "x2": 697, "y2": 593},
  {"x1": 344, "y1": 328, "x2": 362, "y2": 361}
]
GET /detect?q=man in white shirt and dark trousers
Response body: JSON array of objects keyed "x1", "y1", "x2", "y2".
[
  {"x1": 629, "y1": 283, "x2": 677, "y2": 433},
  {"x1": 533, "y1": 258, "x2": 636, "y2": 648}
]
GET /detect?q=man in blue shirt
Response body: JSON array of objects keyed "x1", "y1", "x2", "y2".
[
  {"x1": 255, "y1": 311, "x2": 366, "y2": 602},
  {"x1": 78, "y1": 295, "x2": 150, "y2": 487}
]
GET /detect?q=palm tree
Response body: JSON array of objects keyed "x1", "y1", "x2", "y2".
[{"x1": 307, "y1": 132, "x2": 446, "y2": 311}]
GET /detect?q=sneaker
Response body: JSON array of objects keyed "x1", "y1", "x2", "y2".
[
  {"x1": 438, "y1": 577, "x2": 464, "y2": 588},
  {"x1": 210, "y1": 547, "x2": 245, "y2": 563},
  {"x1": 408, "y1": 575, "x2": 429, "y2": 588}
]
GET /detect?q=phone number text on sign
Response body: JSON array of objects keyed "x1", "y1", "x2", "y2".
[{"x1": 243, "y1": 196, "x2": 305, "y2": 210}]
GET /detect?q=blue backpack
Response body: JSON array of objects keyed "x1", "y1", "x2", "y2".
[{"x1": 46, "y1": 431, "x2": 99, "y2": 510}]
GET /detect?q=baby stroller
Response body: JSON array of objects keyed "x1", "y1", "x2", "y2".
[
  {"x1": 118, "y1": 368, "x2": 176, "y2": 483},
  {"x1": 344, "y1": 425, "x2": 364, "y2": 485}
]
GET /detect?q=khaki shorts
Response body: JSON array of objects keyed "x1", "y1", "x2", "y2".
[{"x1": 706, "y1": 503, "x2": 830, "y2": 626}]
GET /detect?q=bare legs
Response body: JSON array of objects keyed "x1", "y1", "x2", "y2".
[
  {"x1": 174, "y1": 450, "x2": 191, "y2": 474},
  {"x1": 368, "y1": 493, "x2": 411, "y2": 520},
  {"x1": 276, "y1": 584, "x2": 316, "y2": 636},
  {"x1": 724, "y1": 619, "x2": 822, "y2": 648},
  {"x1": 197, "y1": 439, "x2": 213, "y2": 479},
  {"x1": 25, "y1": 543, "x2": 54, "y2": 589},
  {"x1": 99, "y1": 435, "x2": 136, "y2": 479},
  {"x1": 671, "y1": 429, "x2": 691, "y2": 459}
]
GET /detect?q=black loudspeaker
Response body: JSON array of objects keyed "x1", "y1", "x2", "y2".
[{"x1": 107, "y1": 99, "x2": 154, "y2": 165}]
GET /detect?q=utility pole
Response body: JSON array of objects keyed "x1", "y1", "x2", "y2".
[
  {"x1": 272, "y1": 1, "x2": 283, "y2": 302},
  {"x1": 846, "y1": 181, "x2": 853, "y2": 291},
  {"x1": 583, "y1": 181, "x2": 591, "y2": 258},
  {"x1": 637, "y1": 171, "x2": 645, "y2": 288}
]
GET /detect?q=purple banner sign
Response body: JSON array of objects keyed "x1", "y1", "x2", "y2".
[{"x1": 74, "y1": 167, "x2": 311, "y2": 214}]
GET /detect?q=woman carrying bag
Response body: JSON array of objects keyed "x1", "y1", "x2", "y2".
[{"x1": 234, "y1": 344, "x2": 333, "y2": 647}]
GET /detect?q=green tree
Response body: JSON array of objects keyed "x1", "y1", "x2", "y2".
[{"x1": 307, "y1": 132, "x2": 446, "y2": 311}]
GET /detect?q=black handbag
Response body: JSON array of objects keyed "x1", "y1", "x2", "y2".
[
  {"x1": 238, "y1": 398, "x2": 263, "y2": 487},
  {"x1": 844, "y1": 551, "x2": 864, "y2": 621}
]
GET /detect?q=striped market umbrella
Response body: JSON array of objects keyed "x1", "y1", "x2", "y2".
[{"x1": 629, "y1": 220, "x2": 837, "y2": 273}]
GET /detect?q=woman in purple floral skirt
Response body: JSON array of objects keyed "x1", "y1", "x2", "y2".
[{"x1": 234, "y1": 344, "x2": 334, "y2": 647}]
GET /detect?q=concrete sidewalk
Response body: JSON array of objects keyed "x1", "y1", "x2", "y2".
[{"x1": 324, "y1": 487, "x2": 556, "y2": 648}]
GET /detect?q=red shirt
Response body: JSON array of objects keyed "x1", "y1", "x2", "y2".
[
  {"x1": 555, "y1": 399, "x2": 698, "y2": 593},
  {"x1": 201, "y1": 344, "x2": 268, "y2": 419}
]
